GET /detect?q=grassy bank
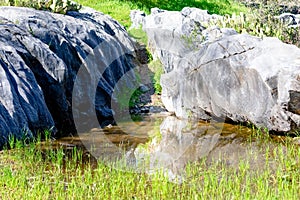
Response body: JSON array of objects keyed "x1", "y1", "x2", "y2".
[
  {"x1": 0, "y1": 131, "x2": 300, "y2": 199},
  {"x1": 74, "y1": 0, "x2": 248, "y2": 29}
]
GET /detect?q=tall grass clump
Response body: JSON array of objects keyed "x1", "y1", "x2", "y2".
[
  {"x1": 0, "y1": 0, "x2": 81, "y2": 14},
  {"x1": 215, "y1": 1, "x2": 300, "y2": 47}
]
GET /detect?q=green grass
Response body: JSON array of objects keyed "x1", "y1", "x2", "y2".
[
  {"x1": 148, "y1": 59, "x2": 163, "y2": 94},
  {"x1": 75, "y1": 0, "x2": 140, "y2": 29},
  {"x1": 76, "y1": 0, "x2": 248, "y2": 29},
  {"x1": 0, "y1": 129, "x2": 300, "y2": 199},
  {"x1": 128, "y1": 27, "x2": 149, "y2": 44}
]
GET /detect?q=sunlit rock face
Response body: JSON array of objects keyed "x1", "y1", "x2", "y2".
[
  {"x1": 131, "y1": 7, "x2": 300, "y2": 132},
  {"x1": 0, "y1": 6, "x2": 138, "y2": 146}
]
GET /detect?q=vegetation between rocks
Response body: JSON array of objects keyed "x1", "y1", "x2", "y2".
[{"x1": 148, "y1": 59, "x2": 163, "y2": 94}]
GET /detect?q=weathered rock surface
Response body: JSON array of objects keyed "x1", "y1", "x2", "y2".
[
  {"x1": 0, "y1": 6, "x2": 138, "y2": 145},
  {"x1": 0, "y1": 17, "x2": 56, "y2": 146},
  {"x1": 132, "y1": 7, "x2": 300, "y2": 132}
]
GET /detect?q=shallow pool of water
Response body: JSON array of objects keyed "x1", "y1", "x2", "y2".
[{"x1": 47, "y1": 113, "x2": 295, "y2": 181}]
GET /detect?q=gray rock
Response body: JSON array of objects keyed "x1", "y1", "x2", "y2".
[
  {"x1": 275, "y1": 13, "x2": 300, "y2": 27},
  {"x1": 139, "y1": 84, "x2": 150, "y2": 93},
  {"x1": 0, "y1": 6, "x2": 138, "y2": 145},
  {"x1": 134, "y1": 7, "x2": 300, "y2": 132},
  {"x1": 0, "y1": 22, "x2": 55, "y2": 146},
  {"x1": 129, "y1": 10, "x2": 145, "y2": 29}
]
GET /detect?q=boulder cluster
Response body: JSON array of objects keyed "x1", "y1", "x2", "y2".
[{"x1": 131, "y1": 7, "x2": 300, "y2": 132}]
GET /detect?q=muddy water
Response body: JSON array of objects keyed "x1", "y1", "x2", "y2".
[{"x1": 50, "y1": 113, "x2": 290, "y2": 181}]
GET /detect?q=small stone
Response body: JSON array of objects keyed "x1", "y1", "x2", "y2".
[{"x1": 139, "y1": 84, "x2": 150, "y2": 93}]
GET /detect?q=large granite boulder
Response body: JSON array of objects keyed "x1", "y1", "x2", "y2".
[
  {"x1": 132, "y1": 7, "x2": 300, "y2": 132},
  {"x1": 0, "y1": 6, "x2": 138, "y2": 145}
]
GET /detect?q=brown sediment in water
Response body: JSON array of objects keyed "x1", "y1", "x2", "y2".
[{"x1": 34, "y1": 113, "x2": 297, "y2": 180}]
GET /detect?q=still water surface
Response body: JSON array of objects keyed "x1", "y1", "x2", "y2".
[{"x1": 49, "y1": 113, "x2": 292, "y2": 181}]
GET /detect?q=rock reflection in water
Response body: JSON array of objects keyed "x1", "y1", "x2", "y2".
[
  {"x1": 123, "y1": 116, "x2": 276, "y2": 182},
  {"x1": 57, "y1": 114, "x2": 280, "y2": 182},
  {"x1": 133, "y1": 116, "x2": 223, "y2": 181}
]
